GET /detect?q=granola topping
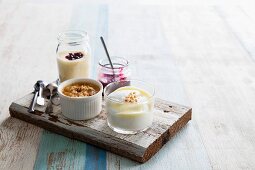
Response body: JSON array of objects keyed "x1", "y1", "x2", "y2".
[{"x1": 62, "y1": 82, "x2": 99, "y2": 97}]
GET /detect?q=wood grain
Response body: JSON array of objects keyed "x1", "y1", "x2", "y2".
[
  {"x1": 1, "y1": 0, "x2": 255, "y2": 169},
  {"x1": 160, "y1": 5, "x2": 255, "y2": 169},
  {"x1": 9, "y1": 94, "x2": 191, "y2": 163},
  {"x1": 0, "y1": 118, "x2": 41, "y2": 170},
  {"x1": 33, "y1": 130, "x2": 86, "y2": 170}
]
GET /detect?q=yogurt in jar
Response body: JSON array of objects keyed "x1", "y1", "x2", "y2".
[
  {"x1": 57, "y1": 51, "x2": 91, "y2": 82},
  {"x1": 106, "y1": 86, "x2": 154, "y2": 134}
]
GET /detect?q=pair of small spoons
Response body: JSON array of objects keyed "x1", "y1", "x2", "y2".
[{"x1": 28, "y1": 81, "x2": 58, "y2": 113}]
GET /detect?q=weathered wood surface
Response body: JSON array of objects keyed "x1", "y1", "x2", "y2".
[
  {"x1": 9, "y1": 93, "x2": 191, "y2": 163},
  {"x1": 1, "y1": 0, "x2": 255, "y2": 169}
]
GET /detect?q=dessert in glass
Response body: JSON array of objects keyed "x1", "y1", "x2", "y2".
[
  {"x1": 56, "y1": 30, "x2": 91, "y2": 82},
  {"x1": 104, "y1": 80, "x2": 155, "y2": 134},
  {"x1": 98, "y1": 57, "x2": 131, "y2": 88}
]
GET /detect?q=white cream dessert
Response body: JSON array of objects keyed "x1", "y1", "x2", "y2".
[
  {"x1": 57, "y1": 51, "x2": 90, "y2": 82},
  {"x1": 106, "y1": 86, "x2": 154, "y2": 133}
]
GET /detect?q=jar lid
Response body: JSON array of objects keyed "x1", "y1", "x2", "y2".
[{"x1": 58, "y1": 30, "x2": 89, "y2": 43}]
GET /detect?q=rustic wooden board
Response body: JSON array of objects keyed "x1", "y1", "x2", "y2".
[
  {"x1": 2, "y1": 2, "x2": 255, "y2": 169},
  {"x1": 9, "y1": 93, "x2": 191, "y2": 163}
]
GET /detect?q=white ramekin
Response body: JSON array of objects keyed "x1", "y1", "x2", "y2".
[{"x1": 58, "y1": 78, "x2": 103, "y2": 120}]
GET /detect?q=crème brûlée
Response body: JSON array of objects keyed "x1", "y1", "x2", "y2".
[{"x1": 106, "y1": 86, "x2": 154, "y2": 133}]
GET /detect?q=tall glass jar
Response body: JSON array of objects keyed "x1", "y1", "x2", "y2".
[
  {"x1": 98, "y1": 57, "x2": 131, "y2": 88},
  {"x1": 56, "y1": 30, "x2": 91, "y2": 82}
]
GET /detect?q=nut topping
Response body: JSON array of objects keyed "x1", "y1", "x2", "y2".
[{"x1": 124, "y1": 91, "x2": 138, "y2": 103}]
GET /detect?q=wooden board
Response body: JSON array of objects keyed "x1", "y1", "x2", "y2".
[
  {"x1": 9, "y1": 93, "x2": 191, "y2": 163},
  {"x1": 2, "y1": 1, "x2": 255, "y2": 169}
]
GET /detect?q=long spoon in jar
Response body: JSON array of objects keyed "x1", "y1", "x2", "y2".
[{"x1": 100, "y1": 36, "x2": 115, "y2": 80}]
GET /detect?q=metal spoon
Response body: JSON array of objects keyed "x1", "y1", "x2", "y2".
[
  {"x1": 28, "y1": 82, "x2": 40, "y2": 113},
  {"x1": 45, "y1": 82, "x2": 58, "y2": 114},
  {"x1": 100, "y1": 36, "x2": 115, "y2": 81},
  {"x1": 36, "y1": 80, "x2": 47, "y2": 106}
]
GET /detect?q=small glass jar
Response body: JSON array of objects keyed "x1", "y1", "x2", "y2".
[
  {"x1": 104, "y1": 80, "x2": 155, "y2": 134},
  {"x1": 56, "y1": 30, "x2": 91, "y2": 82},
  {"x1": 97, "y1": 57, "x2": 131, "y2": 88}
]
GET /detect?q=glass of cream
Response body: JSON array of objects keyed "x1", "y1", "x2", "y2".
[{"x1": 104, "y1": 80, "x2": 155, "y2": 134}]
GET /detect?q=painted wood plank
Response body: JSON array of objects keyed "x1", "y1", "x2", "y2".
[
  {"x1": 84, "y1": 4, "x2": 109, "y2": 169},
  {"x1": 214, "y1": 6, "x2": 255, "y2": 60},
  {"x1": 160, "y1": 5, "x2": 255, "y2": 170},
  {"x1": 33, "y1": 131, "x2": 86, "y2": 170},
  {"x1": 85, "y1": 145, "x2": 107, "y2": 170},
  {"x1": 0, "y1": 118, "x2": 42, "y2": 170}
]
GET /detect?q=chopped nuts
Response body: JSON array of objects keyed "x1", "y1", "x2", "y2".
[
  {"x1": 62, "y1": 82, "x2": 99, "y2": 97},
  {"x1": 124, "y1": 92, "x2": 138, "y2": 103}
]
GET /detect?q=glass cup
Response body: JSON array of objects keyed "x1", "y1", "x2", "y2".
[
  {"x1": 97, "y1": 57, "x2": 131, "y2": 88},
  {"x1": 104, "y1": 80, "x2": 155, "y2": 134},
  {"x1": 56, "y1": 30, "x2": 91, "y2": 83}
]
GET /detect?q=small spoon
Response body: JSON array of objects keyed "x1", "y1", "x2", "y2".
[
  {"x1": 36, "y1": 80, "x2": 47, "y2": 106},
  {"x1": 28, "y1": 82, "x2": 40, "y2": 113},
  {"x1": 45, "y1": 82, "x2": 58, "y2": 114}
]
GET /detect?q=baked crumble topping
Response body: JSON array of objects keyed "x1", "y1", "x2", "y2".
[{"x1": 62, "y1": 82, "x2": 99, "y2": 97}]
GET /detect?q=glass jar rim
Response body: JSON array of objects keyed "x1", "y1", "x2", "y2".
[
  {"x1": 98, "y1": 57, "x2": 129, "y2": 69},
  {"x1": 57, "y1": 30, "x2": 89, "y2": 43},
  {"x1": 104, "y1": 79, "x2": 155, "y2": 104}
]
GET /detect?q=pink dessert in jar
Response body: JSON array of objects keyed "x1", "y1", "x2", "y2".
[{"x1": 98, "y1": 57, "x2": 131, "y2": 88}]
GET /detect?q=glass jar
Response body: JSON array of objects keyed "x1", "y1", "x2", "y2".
[
  {"x1": 97, "y1": 57, "x2": 131, "y2": 88},
  {"x1": 104, "y1": 80, "x2": 155, "y2": 134},
  {"x1": 56, "y1": 30, "x2": 91, "y2": 82}
]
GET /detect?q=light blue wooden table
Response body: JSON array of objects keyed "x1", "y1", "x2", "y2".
[{"x1": 1, "y1": 0, "x2": 255, "y2": 169}]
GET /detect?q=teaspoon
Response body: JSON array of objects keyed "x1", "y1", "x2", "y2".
[
  {"x1": 36, "y1": 80, "x2": 47, "y2": 106},
  {"x1": 45, "y1": 82, "x2": 58, "y2": 114},
  {"x1": 28, "y1": 82, "x2": 40, "y2": 113}
]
